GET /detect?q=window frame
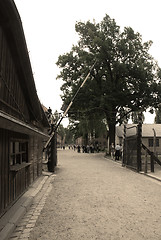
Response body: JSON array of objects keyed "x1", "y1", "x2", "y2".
[
  {"x1": 148, "y1": 138, "x2": 159, "y2": 147},
  {"x1": 10, "y1": 139, "x2": 28, "y2": 166}
]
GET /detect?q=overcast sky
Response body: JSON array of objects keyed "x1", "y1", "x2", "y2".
[{"x1": 14, "y1": 0, "x2": 161, "y2": 124}]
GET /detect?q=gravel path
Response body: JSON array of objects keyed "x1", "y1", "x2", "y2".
[{"x1": 29, "y1": 149, "x2": 161, "y2": 240}]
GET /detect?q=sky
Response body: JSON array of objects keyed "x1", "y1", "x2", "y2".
[{"x1": 14, "y1": 0, "x2": 161, "y2": 125}]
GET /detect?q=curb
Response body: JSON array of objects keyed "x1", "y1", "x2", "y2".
[
  {"x1": 140, "y1": 172, "x2": 161, "y2": 183},
  {"x1": 106, "y1": 156, "x2": 161, "y2": 183},
  {"x1": 0, "y1": 172, "x2": 52, "y2": 240}
]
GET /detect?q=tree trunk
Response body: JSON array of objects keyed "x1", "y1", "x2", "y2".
[
  {"x1": 84, "y1": 133, "x2": 88, "y2": 145},
  {"x1": 108, "y1": 122, "x2": 116, "y2": 149},
  {"x1": 106, "y1": 109, "x2": 116, "y2": 153}
]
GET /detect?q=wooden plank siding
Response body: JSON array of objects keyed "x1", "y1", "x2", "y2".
[
  {"x1": 0, "y1": 128, "x2": 44, "y2": 217},
  {"x1": 0, "y1": 26, "x2": 30, "y2": 122},
  {"x1": 0, "y1": 129, "x2": 9, "y2": 215}
]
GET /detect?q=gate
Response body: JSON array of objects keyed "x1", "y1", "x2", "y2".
[
  {"x1": 123, "y1": 135, "x2": 138, "y2": 170},
  {"x1": 123, "y1": 123, "x2": 142, "y2": 172}
]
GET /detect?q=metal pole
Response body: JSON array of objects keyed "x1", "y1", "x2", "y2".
[
  {"x1": 151, "y1": 155, "x2": 154, "y2": 172},
  {"x1": 137, "y1": 114, "x2": 142, "y2": 172},
  {"x1": 144, "y1": 149, "x2": 147, "y2": 174},
  {"x1": 122, "y1": 124, "x2": 126, "y2": 167},
  {"x1": 152, "y1": 128, "x2": 156, "y2": 156},
  {"x1": 44, "y1": 60, "x2": 97, "y2": 150}
]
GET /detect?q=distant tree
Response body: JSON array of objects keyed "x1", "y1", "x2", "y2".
[
  {"x1": 51, "y1": 110, "x2": 66, "y2": 141},
  {"x1": 64, "y1": 126, "x2": 74, "y2": 144},
  {"x1": 68, "y1": 110, "x2": 107, "y2": 145},
  {"x1": 131, "y1": 111, "x2": 145, "y2": 124},
  {"x1": 56, "y1": 14, "x2": 161, "y2": 147}
]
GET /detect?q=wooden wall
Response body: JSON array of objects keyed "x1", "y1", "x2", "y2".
[
  {"x1": 0, "y1": 8, "x2": 46, "y2": 217},
  {"x1": 0, "y1": 26, "x2": 30, "y2": 122},
  {"x1": 0, "y1": 128, "x2": 43, "y2": 217}
]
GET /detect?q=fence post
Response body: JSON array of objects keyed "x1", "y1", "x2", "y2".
[
  {"x1": 48, "y1": 131, "x2": 57, "y2": 172},
  {"x1": 152, "y1": 128, "x2": 156, "y2": 157},
  {"x1": 137, "y1": 118, "x2": 142, "y2": 172},
  {"x1": 122, "y1": 124, "x2": 126, "y2": 166},
  {"x1": 151, "y1": 155, "x2": 154, "y2": 173},
  {"x1": 144, "y1": 149, "x2": 147, "y2": 174}
]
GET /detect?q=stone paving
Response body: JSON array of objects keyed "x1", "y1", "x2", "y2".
[{"x1": 9, "y1": 174, "x2": 55, "y2": 240}]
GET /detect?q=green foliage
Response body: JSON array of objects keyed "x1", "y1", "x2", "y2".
[
  {"x1": 131, "y1": 111, "x2": 145, "y2": 124},
  {"x1": 52, "y1": 110, "x2": 65, "y2": 140},
  {"x1": 57, "y1": 124, "x2": 66, "y2": 140},
  {"x1": 64, "y1": 126, "x2": 74, "y2": 144},
  {"x1": 56, "y1": 14, "x2": 161, "y2": 145},
  {"x1": 67, "y1": 109, "x2": 107, "y2": 144}
]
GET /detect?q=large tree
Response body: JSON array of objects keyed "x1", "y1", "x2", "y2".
[{"x1": 56, "y1": 14, "x2": 161, "y2": 147}]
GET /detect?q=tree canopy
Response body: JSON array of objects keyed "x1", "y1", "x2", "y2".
[{"x1": 56, "y1": 14, "x2": 161, "y2": 146}]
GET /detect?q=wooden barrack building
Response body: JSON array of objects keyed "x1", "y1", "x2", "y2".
[{"x1": 0, "y1": 0, "x2": 49, "y2": 217}]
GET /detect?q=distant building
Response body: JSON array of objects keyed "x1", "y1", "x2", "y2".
[
  {"x1": 116, "y1": 124, "x2": 161, "y2": 155},
  {"x1": 75, "y1": 136, "x2": 84, "y2": 146}
]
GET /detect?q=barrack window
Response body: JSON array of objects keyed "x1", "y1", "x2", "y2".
[{"x1": 10, "y1": 140, "x2": 28, "y2": 166}]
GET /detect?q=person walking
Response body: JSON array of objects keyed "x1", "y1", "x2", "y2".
[
  {"x1": 120, "y1": 144, "x2": 123, "y2": 160},
  {"x1": 115, "y1": 143, "x2": 121, "y2": 160},
  {"x1": 110, "y1": 143, "x2": 115, "y2": 160},
  {"x1": 77, "y1": 145, "x2": 81, "y2": 153}
]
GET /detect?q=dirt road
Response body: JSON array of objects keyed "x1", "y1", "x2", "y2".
[{"x1": 19, "y1": 150, "x2": 161, "y2": 239}]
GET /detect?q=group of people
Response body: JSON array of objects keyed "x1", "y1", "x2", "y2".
[
  {"x1": 62, "y1": 144, "x2": 99, "y2": 153},
  {"x1": 62, "y1": 143, "x2": 123, "y2": 160},
  {"x1": 110, "y1": 143, "x2": 123, "y2": 161},
  {"x1": 75, "y1": 144, "x2": 99, "y2": 153}
]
